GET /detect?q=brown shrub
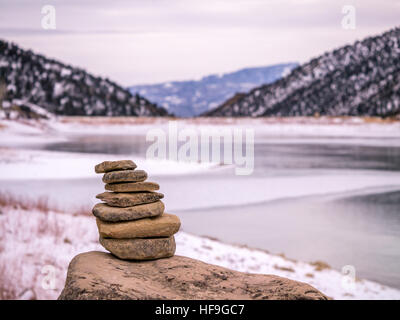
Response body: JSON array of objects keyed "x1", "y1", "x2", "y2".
[
  {"x1": 0, "y1": 285, "x2": 17, "y2": 300},
  {"x1": 58, "y1": 116, "x2": 173, "y2": 126},
  {"x1": 72, "y1": 205, "x2": 92, "y2": 217},
  {"x1": 0, "y1": 192, "x2": 91, "y2": 217},
  {"x1": 0, "y1": 192, "x2": 56, "y2": 212},
  {"x1": 310, "y1": 260, "x2": 331, "y2": 271},
  {"x1": 273, "y1": 264, "x2": 295, "y2": 273},
  {"x1": 0, "y1": 265, "x2": 17, "y2": 300}
]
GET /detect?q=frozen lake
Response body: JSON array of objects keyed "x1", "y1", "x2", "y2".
[{"x1": 1, "y1": 129, "x2": 400, "y2": 288}]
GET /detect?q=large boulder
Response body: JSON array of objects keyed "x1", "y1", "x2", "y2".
[{"x1": 58, "y1": 251, "x2": 328, "y2": 300}]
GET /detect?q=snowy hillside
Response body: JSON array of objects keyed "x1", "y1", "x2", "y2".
[
  {"x1": 206, "y1": 27, "x2": 400, "y2": 117},
  {"x1": 130, "y1": 63, "x2": 297, "y2": 117},
  {"x1": 0, "y1": 40, "x2": 168, "y2": 117}
]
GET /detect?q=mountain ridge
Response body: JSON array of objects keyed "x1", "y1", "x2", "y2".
[
  {"x1": 0, "y1": 39, "x2": 169, "y2": 117},
  {"x1": 130, "y1": 63, "x2": 297, "y2": 117},
  {"x1": 205, "y1": 27, "x2": 400, "y2": 118}
]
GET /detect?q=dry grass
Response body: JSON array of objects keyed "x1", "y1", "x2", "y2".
[
  {"x1": 0, "y1": 263, "x2": 17, "y2": 299},
  {"x1": 0, "y1": 199, "x2": 99, "y2": 300},
  {"x1": 0, "y1": 192, "x2": 54, "y2": 212},
  {"x1": 58, "y1": 116, "x2": 174, "y2": 126},
  {"x1": 4, "y1": 114, "x2": 400, "y2": 129},
  {"x1": 362, "y1": 116, "x2": 399, "y2": 123},
  {"x1": 34, "y1": 115, "x2": 400, "y2": 128},
  {"x1": 71, "y1": 205, "x2": 92, "y2": 217},
  {"x1": 187, "y1": 116, "x2": 400, "y2": 126},
  {"x1": 273, "y1": 264, "x2": 295, "y2": 273},
  {"x1": 0, "y1": 285, "x2": 17, "y2": 300},
  {"x1": 0, "y1": 192, "x2": 91, "y2": 216},
  {"x1": 311, "y1": 260, "x2": 331, "y2": 271}
]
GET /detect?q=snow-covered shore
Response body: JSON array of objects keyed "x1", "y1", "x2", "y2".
[
  {"x1": 0, "y1": 118, "x2": 224, "y2": 179},
  {"x1": 2, "y1": 146, "x2": 400, "y2": 214},
  {"x1": 0, "y1": 147, "x2": 219, "y2": 180},
  {"x1": 1, "y1": 205, "x2": 399, "y2": 300},
  {"x1": 2, "y1": 116, "x2": 400, "y2": 142},
  {"x1": 1, "y1": 117, "x2": 400, "y2": 300}
]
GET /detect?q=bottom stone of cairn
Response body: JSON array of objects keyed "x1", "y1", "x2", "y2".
[{"x1": 99, "y1": 236, "x2": 176, "y2": 260}]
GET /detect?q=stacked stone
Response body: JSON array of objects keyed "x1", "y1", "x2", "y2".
[{"x1": 93, "y1": 160, "x2": 181, "y2": 260}]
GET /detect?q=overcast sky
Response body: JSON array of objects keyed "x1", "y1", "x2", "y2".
[{"x1": 0, "y1": 0, "x2": 399, "y2": 86}]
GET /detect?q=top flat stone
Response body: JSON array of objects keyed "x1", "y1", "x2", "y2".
[
  {"x1": 95, "y1": 160, "x2": 137, "y2": 173},
  {"x1": 102, "y1": 170, "x2": 147, "y2": 184}
]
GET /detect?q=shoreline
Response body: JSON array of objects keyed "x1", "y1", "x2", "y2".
[
  {"x1": 0, "y1": 203, "x2": 399, "y2": 300},
  {"x1": 1, "y1": 117, "x2": 400, "y2": 299},
  {"x1": 2, "y1": 116, "x2": 400, "y2": 137}
]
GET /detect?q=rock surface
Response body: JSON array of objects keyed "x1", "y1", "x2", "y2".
[
  {"x1": 96, "y1": 192, "x2": 164, "y2": 207},
  {"x1": 58, "y1": 251, "x2": 328, "y2": 300},
  {"x1": 95, "y1": 160, "x2": 137, "y2": 173},
  {"x1": 105, "y1": 181, "x2": 159, "y2": 192},
  {"x1": 102, "y1": 170, "x2": 147, "y2": 184},
  {"x1": 92, "y1": 201, "x2": 164, "y2": 222},
  {"x1": 97, "y1": 213, "x2": 180, "y2": 238},
  {"x1": 99, "y1": 236, "x2": 176, "y2": 260}
]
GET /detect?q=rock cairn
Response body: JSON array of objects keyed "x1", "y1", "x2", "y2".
[{"x1": 93, "y1": 160, "x2": 181, "y2": 260}]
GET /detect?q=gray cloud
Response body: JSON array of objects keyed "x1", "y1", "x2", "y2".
[{"x1": 0, "y1": 0, "x2": 399, "y2": 85}]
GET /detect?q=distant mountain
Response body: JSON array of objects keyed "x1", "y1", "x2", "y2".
[
  {"x1": 206, "y1": 27, "x2": 400, "y2": 118},
  {"x1": 129, "y1": 63, "x2": 298, "y2": 117},
  {"x1": 0, "y1": 40, "x2": 168, "y2": 117}
]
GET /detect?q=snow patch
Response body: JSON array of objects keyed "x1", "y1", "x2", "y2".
[{"x1": 1, "y1": 206, "x2": 399, "y2": 300}]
